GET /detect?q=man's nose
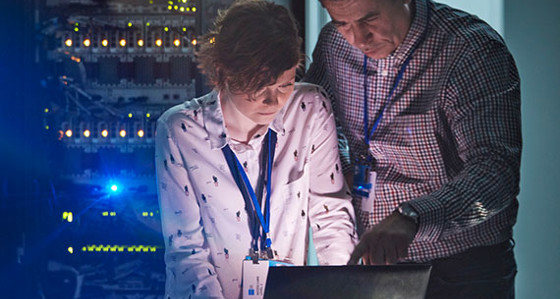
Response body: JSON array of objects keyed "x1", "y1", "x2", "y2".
[{"x1": 352, "y1": 24, "x2": 371, "y2": 48}]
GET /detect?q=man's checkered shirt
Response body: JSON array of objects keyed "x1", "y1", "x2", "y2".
[{"x1": 304, "y1": 0, "x2": 521, "y2": 262}]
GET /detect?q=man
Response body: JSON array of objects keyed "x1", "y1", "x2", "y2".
[{"x1": 304, "y1": 0, "x2": 521, "y2": 297}]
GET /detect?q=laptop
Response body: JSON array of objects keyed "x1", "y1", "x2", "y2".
[{"x1": 263, "y1": 264, "x2": 432, "y2": 299}]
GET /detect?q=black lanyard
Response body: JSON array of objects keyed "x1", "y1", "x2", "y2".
[{"x1": 222, "y1": 129, "x2": 277, "y2": 259}]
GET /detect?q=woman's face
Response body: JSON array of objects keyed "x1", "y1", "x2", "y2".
[{"x1": 224, "y1": 66, "x2": 297, "y2": 126}]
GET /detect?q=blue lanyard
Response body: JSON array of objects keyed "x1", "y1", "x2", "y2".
[
  {"x1": 363, "y1": 7, "x2": 431, "y2": 146},
  {"x1": 222, "y1": 129, "x2": 277, "y2": 255},
  {"x1": 363, "y1": 54, "x2": 413, "y2": 146}
]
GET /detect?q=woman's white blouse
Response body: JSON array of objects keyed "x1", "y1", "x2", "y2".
[{"x1": 155, "y1": 83, "x2": 357, "y2": 299}]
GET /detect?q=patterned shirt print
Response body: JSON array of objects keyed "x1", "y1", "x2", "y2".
[
  {"x1": 155, "y1": 83, "x2": 357, "y2": 299},
  {"x1": 304, "y1": 0, "x2": 521, "y2": 262}
]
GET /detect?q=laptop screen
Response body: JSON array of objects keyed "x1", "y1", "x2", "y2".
[{"x1": 263, "y1": 264, "x2": 431, "y2": 299}]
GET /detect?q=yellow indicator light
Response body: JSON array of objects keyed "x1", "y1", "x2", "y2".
[
  {"x1": 191, "y1": 39, "x2": 197, "y2": 46},
  {"x1": 83, "y1": 130, "x2": 90, "y2": 138},
  {"x1": 137, "y1": 130, "x2": 145, "y2": 138},
  {"x1": 155, "y1": 39, "x2": 162, "y2": 47},
  {"x1": 128, "y1": 247, "x2": 134, "y2": 252},
  {"x1": 183, "y1": 27, "x2": 187, "y2": 32},
  {"x1": 102, "y1": 39, "x2": 108, "y2": 47},
  {"x1": 82, "y1": 247, "x2": 86, "y2": 252},
  {"x1": 110, "y1": 212, "x2": 116, "y2": 216},
  {"x1": 68, "y1": 247, "x2": 74, "y2": 254},
  {"x1": 146, "y1": 113, "x2": 151, "y2": 118},
  {"x1": 128, "y1": 113, "x2": 133, "y2": 118},
  {"x1": 150, "y1": 247, "x2": 156, "y2": 252},
  {"x1": 102, "y1": 211, "x2": 108, "y2": 216},
  {"x1": 62, "y1": 211, "x2": 68, "y2": 220},
  {"x1": 174, "y1": 39, "x2": 181, "y2": 47},
  {"x1": 65, "y1": 39, "x2": 73, "y2": 47},
  {"x1": 137, "y1": 39, "x2": 144, "y2": 47},
  {"x1": 174, "y1": 5, "x2": 178, "y2": 10},
  {"x1": 142, "y1": 212, "x2": 148, "y2": 217},
  {"x1": 118, "y1": 247, "x2": 124, "y2": 252},
  {"x1": 128, "y1": 22, "x2": 132, "y2": 27},
  {"x1": 110, "y1": 246, "x2": 117, "y2": 252},
  {"x1": 180, "y1": 7, "x2": 185, "y2": 12},
  {"x1": 192, "y1": 7, "x2": 196, "y2": 12},
  {"x1": 119, "y1": 39, "x2": 126, "y2": 47},
  {"x1": 146, "y1": 22, "x2": 151, "y2": 27},
  {"x1": 45, "y1": 125, "x2": 50, "y2": 130},
  {"x1": 65, "y1": 129, "x2": 73, "y2": 137},
  {"x1": 168, "y1": 5, "x2": 172, "y2": 10},
  {"x1": 44, "y1": 108, "x2": 49, "y2": 113},
  {"x1": 83, "y1": 39, "x2": 91, "y2": 47},
  {"x1": 101, "y1": 129, "x2": 108, "y2": 138},
  {"x1": 67, "y1": 212, "x2": 73, "y2": 223},
  {"x1": 150, "y1": 212, "x2": 154, "y2": 216},
  {"x1": 209, "y1": 37, "x2": 215, "y2": 44},
  {"x1": 119, "y1": 129, "x2": 126, "y2": 138},
  {"x1": 164, "y1": 27, "x2": 169, "y2": 32},
  {"x1": 74, "y1": 27, "x2": 79, "y2": 32},
  {"x1": 168, "y1": 1, "x2": 173, "y2": 4},
  {"x1": 186, "y1": 7, "x2": 190, "y2": 12}
]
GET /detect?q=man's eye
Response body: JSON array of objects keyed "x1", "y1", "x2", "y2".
[
  {"x1": 333, "y1": 22, "x2": 348, "y2": 29},
  {"x1": 364, "y1": 16, "x2": 378, "y2": 23}
]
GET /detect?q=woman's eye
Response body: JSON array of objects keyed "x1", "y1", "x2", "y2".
[
  {"x1": 253, "y1": 89, "x2": 266, "y2": 98},
  {"x1": 278, "y1": 84, "x2": 293, "y2": 93}
]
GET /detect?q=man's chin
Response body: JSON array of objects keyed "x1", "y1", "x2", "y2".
[
  {"x1": 362, "y1": 44, "x2": 395, "y2": 59},
  {"x1": 364, "y1": 50, "x2": 391, "y2": 59}
]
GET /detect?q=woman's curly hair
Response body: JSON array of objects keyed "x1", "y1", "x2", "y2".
[{"x1": 196, "y1": 0, "x2": 303, "y2": 94}]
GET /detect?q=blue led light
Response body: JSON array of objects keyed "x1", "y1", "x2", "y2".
[{"x1": 110, "y1": 184, "x2": 118, "y2": 192}]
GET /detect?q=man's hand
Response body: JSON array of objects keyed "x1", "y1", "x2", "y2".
[{"x1": 348, "y1": 211, "x2": 418, "y2": 265}]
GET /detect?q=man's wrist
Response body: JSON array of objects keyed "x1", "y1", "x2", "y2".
[{"x1": 397, "y1": 202, "x2": 420, "y2": 227}]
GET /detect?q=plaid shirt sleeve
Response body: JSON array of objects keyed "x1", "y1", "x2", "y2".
[{"x1": 409, "y1": 40, "x2": 522, "y2": 242}]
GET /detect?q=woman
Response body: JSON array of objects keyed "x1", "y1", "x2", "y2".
[{"x1": 155, "y1": 1, "x2": 357, "y2": 298}]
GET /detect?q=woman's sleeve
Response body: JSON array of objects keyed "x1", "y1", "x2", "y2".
[
  {"x1": 304, "y1": 88, "x2": 358, "y2": 265},
  {"x1": 155, "y1": 119, "x2": 225, "y2": 299}
]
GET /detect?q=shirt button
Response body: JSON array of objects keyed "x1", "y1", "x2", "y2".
[{"x1": 381, "y1": 69, "x2": 389, "y2": 76}]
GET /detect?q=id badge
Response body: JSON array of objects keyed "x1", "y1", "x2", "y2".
[
  {"x1": 353, "y1": 164, "x2": 372, "y2": 197},
  {"x1": 242, "y1": 259, "x2": 270, "y2": 299},
  {"x1": 360, "y1": 171, "x2": 377, "y2": 213}
]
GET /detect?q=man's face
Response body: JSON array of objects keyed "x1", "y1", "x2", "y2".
[{"x1": 323, "y1": 0, "x2": 413, "y2": 59}]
